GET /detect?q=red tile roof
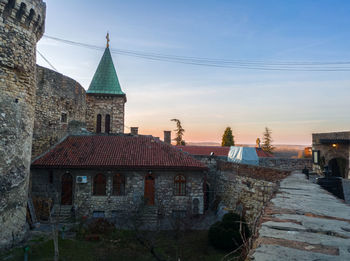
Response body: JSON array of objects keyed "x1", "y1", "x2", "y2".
[
  {"x1": 176, "y1": 145, "x2": 273, "y2": 158},
  {"x1": 32, "y1": 135, "x2": 207, "y2": 170},
  {"x1": 256, "y1": 148, "x2": 273, "y2": 158},
  {"x1": 175, "y1": 146, "x2": 230, "y2": 156}
]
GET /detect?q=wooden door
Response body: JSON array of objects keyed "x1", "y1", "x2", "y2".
[
  {"x1": 144, "y1": 173, "x2": 155, "y2": 205},
  {"x1": 61, "y1": 173, "x2": 73, "y2": 205}
]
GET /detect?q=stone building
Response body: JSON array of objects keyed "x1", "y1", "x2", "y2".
[
  {"x1": 86, "y1": 40, "x2": 126, "y2": 134},
  {"x1": 31, "y1": 135, "x2": 207, "y2": 222},
  {"x1": 0, "y1": 0, "x2": 46, "y2": 249},
  {"x1": 312, "y1": 131, "x2": 350, "y2": 178}
]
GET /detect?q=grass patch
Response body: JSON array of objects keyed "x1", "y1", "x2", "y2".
[{"x1": 1, "y1": 230, "x2": 228, "y2": 261}]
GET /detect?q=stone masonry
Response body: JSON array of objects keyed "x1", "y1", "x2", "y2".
[
  {"x1": 31, "y1": 169, "x2": 205, "y2": 221},
  {"x1": 0, "y1": 0, "x2": 46, "y2": 249},
  {"x1": 86, "y1": 94, "x2": 125, "y2": 134},
  {"x1": 312, "y1": 131, "x2": 350, "y2": 178},
  {"x1": 32, "y1": 65, "x2": 87, "y2": 158},
  {"x1": 209, "y1": 160, "x2": 290, "y2": 228}
]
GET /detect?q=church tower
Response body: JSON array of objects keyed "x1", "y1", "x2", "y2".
[{"x1": 86, "y1": 34, "x2": 126, "y2": 134}]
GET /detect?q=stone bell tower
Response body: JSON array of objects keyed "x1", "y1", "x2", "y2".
[
  {"x1": 0, "y1": 0, "x2": 46, "y2": 249},
  {"x1": 86, "y1": 33, "x2": 126, "y2": 134}
]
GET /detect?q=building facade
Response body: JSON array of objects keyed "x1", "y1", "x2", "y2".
[
  {"x1": 31, "y1": 135, "x2": 207, "y2": 223},
  {"x1": 312, "y1": 131, "x2": 350, "y2": 179}
]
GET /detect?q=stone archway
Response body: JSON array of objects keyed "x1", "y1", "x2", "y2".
[{"x1": 329, "y1": 158, "x2": 347, "y2": 178}]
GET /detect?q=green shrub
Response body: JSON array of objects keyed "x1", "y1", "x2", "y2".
[{"x1": 208, "y1": 212, "x2": 250, "y2": 250}]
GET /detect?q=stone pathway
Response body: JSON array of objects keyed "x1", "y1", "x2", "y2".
[{"x1": 249, "y1": 172, "x2": 350, "y2": 261}]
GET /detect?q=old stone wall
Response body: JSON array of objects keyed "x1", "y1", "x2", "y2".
[
  {"x1": 32, "y1": 66, "x2": 87, "y2": 158},
  {"x1": 86, "y1": 94, "x2": 125, "y2": 134},
  {"x1": 312, "y1": 132, "x2": 350, "y2": 178},
  {"x1": 259, "y1": 157, "x2": 312, "y2": 171},
  {"x1": 212, "y1": 161, "x2": 290, "y2": 227},
  {"x1": 0, "y1": 0, "x2": 46, "y2": 249},
  {"x1": 31, "y1": 169, "x2": 205, "y2": 219}
]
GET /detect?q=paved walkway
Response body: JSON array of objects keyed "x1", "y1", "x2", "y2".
[{"x1": 249, "y1": 172, "x2": 350, "y2": 261}]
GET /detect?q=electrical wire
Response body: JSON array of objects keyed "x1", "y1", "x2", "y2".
[
  {"x1": 37, "y1": 49, "x2": 58, "y2": 72},
  {"x1": 42, "y1": 34, "x2": 350, "y2": 71}
]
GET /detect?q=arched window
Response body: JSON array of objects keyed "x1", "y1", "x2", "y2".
[
  {"x1": 174, "y1": 175, "x2": 186, "y2": 196},
  {"x1": 96, "y1": 114, "x2": 102, "y2": 133},
  {"x1": 93, "y1": 174, "x2": 106, "y2": 196},
  {"x1": 105, "y1": 114, "x2": 110, "y2": 134},
  {"x1": 113, "y1": 174, "x2": 125, "y2": 195}
]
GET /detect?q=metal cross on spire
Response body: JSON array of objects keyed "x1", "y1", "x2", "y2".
[{"x1": 106, "y1": 32, "x2": 110, "y2": 48}]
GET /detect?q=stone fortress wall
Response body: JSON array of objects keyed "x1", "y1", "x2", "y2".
[
  {"x1": 0, "y1": 0, "x2": 46, "y2": 249},
  {"x1": 259, "y1": 157, "x2": 312, "y2": 171},
  {"x1": 32, "y1": 65, "x2": 87, "y2": 159},
  {"x1": 213, "y1": 161, "x2": 290, "y2": 226}
]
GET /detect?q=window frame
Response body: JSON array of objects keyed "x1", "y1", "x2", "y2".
[
  {"x1": 96, "y1": 114, "x2": 102, "y2": 133},
  {"x1": 112, "y1": 174, "x2": 126, "y2": 196},
  {"x1": 61, "y1": 112, "x2": 67, "y2": 123},
  {"x1": 105, "y1": 114, "x2": 111, "y2": 134},
  {"x1": 174, "y1": 174, "x2": 186, "y2": 196},
  {"x1": 93, "y1": 173, "x2": 106, "y2": 196}
]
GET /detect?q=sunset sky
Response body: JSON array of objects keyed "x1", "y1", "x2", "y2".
[{"x1": 37, "y1": 0, "x2": 350, "y2": 145}]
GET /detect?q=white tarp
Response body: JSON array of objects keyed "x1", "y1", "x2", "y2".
[{"x1": 228, "y1": 146, "x2": 259, "y2": 165}]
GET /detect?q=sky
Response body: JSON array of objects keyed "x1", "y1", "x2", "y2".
[{"x1": 37, "y1": 0, "x2": 350, "y2": 145}]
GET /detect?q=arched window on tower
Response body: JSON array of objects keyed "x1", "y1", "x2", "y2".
[
  {"x1": 93, "y1": 174, "x2": 106, "y2": 196},
  {"x1": 96, "y1": 114, "x2": 102, "y2": 133},
  {"x1": 105, "y1": 114, "x2": 111, "y2": 134},
  {"x1": 174, "y1": 175, "x2": 186, "y2": 196},
  {"x1": 113, "y1": 174, "x2": 125, "y2": 195}
]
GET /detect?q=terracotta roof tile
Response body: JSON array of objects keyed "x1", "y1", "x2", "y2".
[{"x1": 32, "y1": 135, "x2": 207, "y2": 170}]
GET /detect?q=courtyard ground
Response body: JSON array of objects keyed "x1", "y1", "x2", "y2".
[{"x1": 1, "y1": 230, "x2": 228, "y2": 261}]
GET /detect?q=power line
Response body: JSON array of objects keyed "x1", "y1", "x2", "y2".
[
  {"x1": 37, "y1": 49, "x2": 58, "y2": 72},
  {"x1": 42, "y1": 35, "x2": 350, "y2": 71}
]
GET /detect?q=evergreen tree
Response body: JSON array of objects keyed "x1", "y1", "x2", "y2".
[
  {"x1": 262, "y1": 127, "x2": 274, "y2": 153},
  {"x1": 171, "y1": 119, "x2": 186, "y2": 145},
  {"x1": 221, "y1": 127, "x2": 235, "y2": 146}
]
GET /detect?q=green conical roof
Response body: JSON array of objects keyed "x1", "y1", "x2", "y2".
[{"x1": 87, "y1": 47, "x2": 125, "y2": 95}]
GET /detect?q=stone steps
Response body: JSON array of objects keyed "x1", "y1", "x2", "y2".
[
  {"x1": 51, "y1": 205, "x2": 73, "y2": 223},
  {"x1": 139, "y1": 206, "x2": 158, "y2": 226}
]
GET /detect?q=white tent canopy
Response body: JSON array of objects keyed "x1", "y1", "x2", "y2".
[{"x1": 227, "y1": 146, "x2": 259, "y2": 165}]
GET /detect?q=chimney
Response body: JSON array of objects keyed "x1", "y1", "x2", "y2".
[
  {"x1": 130, "y1": 127, "x2": 139, "y2": 135},
  {"x1": 164, "y1": 131, "x2": 171, "y2": 144}
]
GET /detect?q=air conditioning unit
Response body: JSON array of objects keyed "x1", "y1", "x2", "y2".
[{"x1": 76, "y1": 176, "x2": 87, "y2": 183}]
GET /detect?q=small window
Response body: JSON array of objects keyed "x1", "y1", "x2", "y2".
[
  {"x1": 92, "y1": 211, "x2": 105, "y2": 218},
  {"x1": 174, "y1": 175, "x2": 186, "y2": 196},
  {"x1": 113, "y1": 174, "x2": 125, "y2": 196},
  {"x1": 61, "y1": 113, "x2": 67, "y2": 123},
  {"x1": 96, "y1": 114, "x2": 102, "y2": 133},
  {"x1": 93, "y1": 174, "x2": 106, "y2": 196},
  {"x1": 105, "y1": 114, "x2": 111, "y2": 134}
]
